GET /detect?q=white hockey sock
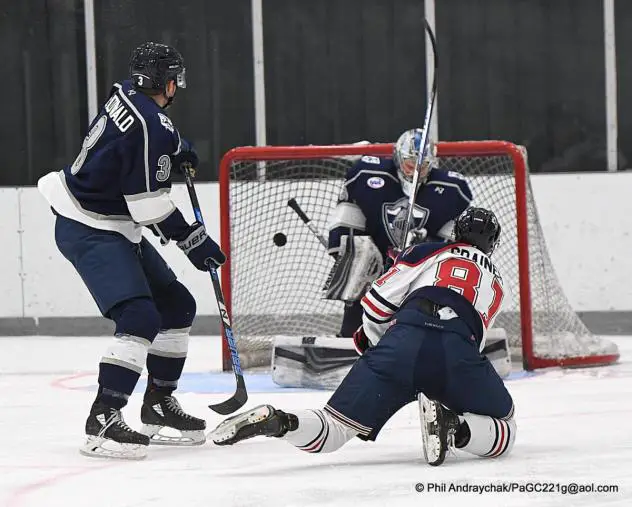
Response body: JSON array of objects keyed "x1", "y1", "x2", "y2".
[
  {"x1": 459, "y1": 412, "x2": 516, "y2": 458},
  {"x1": 282, "y1": 409, "x2": 357, "y2": 453}
]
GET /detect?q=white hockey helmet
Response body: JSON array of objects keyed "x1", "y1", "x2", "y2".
[{"x1": 393, "y1": 129, "x2": 434, "y2": 193}]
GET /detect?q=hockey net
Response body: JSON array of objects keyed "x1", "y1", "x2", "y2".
[{"x1": 218, "y1": 141, "x2": 619, "y2": 371}]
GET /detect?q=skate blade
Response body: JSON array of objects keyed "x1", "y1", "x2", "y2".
[
  {"x1": 419, "y1": 395, "x2": 444, "y2": 466},
  {"x1": 80, "y1": 435, "x2": 148, "y2": 460},
  {"x1": 210, "y1": 405, "x2": 273, "y2": 445},
  {"x1": 140, "y1": 425, "x2": 206, "y2": 446}
]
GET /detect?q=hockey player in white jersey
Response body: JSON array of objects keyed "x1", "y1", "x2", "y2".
[{"x1": 211, "y1": 207, "x2": 515, "y2": 466}]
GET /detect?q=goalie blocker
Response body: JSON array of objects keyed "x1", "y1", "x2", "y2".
[{"x1": 272, "y1": 328, "x2": 511, "y2": 390}]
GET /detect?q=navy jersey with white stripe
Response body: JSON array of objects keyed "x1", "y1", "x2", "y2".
[
  {"x1": 38, "y1": 80, "x2": 186, "y2": 243},
  {"x1": 327, "y1": 156, "x2": 472, "y2": 257},
  {"x1": 361, "y1": 241, "x2": 505, "y2": 351}
]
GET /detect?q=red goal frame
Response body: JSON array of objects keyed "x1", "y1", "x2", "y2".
[{"x1": 218, "y1": 141, "x2": 619, "y2": 372}]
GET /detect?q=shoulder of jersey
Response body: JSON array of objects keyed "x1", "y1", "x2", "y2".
[
  {"x1": 396, "y1": 241, "x2": 457, "y2": 266},
  {"x1": 345, "y1": 156, "x2": 397, "y2": 182},
  {"x1": 426, "y1": 167, "x2": 473, "y2": 201}
]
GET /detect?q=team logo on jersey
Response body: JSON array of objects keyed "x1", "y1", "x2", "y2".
[
  {"x1": 361, "y1": 155, "x2": 381, "y2": 164},
  {"x1": 367, "y1": 176, "x2": 385, "y2": 189},
  {"x1": 382, "y1": 197, "x2": 429, "y2": 247},
  {"x1": 158, "y1": 113, "x2": 175, "y2": 133}
]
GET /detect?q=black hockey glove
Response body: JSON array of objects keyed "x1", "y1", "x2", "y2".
[
  {"x1": 176, "y1": 222, "x2": 226, "y2": 271},
  {"x1": 173, "y1": 138, "x2": 199, "y2": 172}
]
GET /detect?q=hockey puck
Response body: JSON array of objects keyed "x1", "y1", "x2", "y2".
[{"x1": 273, "y1": 232, "x2": 287, "y2": 247}]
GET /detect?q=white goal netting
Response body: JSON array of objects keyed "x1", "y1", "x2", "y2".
[{"x1": 220, "y1": 142, "x2": 618, "y2": 370}]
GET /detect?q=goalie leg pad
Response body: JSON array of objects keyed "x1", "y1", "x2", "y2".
[
  {"x1": 323, "y1": 235, "x2": 383, "y2": 301},
  {"x1": 272, "y1": 336, "x2": 358, "y2": 390},
  {"x1": 482, "y1": 328, "x2": 511, "y2": 379}
]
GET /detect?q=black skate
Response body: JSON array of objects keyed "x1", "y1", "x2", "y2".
[
  {"x1": 210, "y1": 404, "x2": 298, "y2": 446},
  {"x1": 418, "y1": 393, "x2": 460, "y2": 466},
  {"x1": 80, "y1": 402, "x2": 150, "y2": 460},
  {"x1": 140, "y1": 390, "x2": 206, "y2": 446}
]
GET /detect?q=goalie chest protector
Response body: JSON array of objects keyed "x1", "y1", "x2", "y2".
[{"x1": 344, "y1": 157, "x2": 472, "y2": 255}]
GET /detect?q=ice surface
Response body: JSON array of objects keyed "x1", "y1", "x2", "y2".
[{"x1": 1, "y1": 335, "x2": 631, "y2": 507}]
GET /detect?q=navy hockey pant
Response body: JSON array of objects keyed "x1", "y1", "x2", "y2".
[
  {"x1": 55, "y1": 215, "x2": 196, "y2": 406},
  {"x1": 325, "y1": 308, "x2": 513, "y2": 440},
  {"x1": 54, "y1": 215, "x2": 177, "y2": 316}
]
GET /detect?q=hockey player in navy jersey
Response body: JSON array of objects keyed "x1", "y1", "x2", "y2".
[
  {"x1": 211, "y1": 207, "x2": 516, "y2": 466},
  {"x1": 38, "y1": 42, "x2": 225, "y2": 459},
  {"x1": 325, "y1": 129, "x2": 473, "y2": 337}
]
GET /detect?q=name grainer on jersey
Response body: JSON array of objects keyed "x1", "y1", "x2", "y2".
[
  {"x1": 451, "y1": 245, "x2": 501, "y2": 279},
  {"x1": 104, "y1": 94, "x2": 135, "y2": 133}
]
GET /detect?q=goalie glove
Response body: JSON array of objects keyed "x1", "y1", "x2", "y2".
[
  {"x1": 352, "y1": 326, "x2": 370, "y2": 355},
  {"x1": 323, "y1": 234, "x2": 382, "y2": 301}
]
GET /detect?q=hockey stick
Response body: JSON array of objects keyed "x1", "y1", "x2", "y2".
[
  {"x1": 400, "y1": 20, "x2": 439, "y2": 251},
  {"x1": 287, "y1": 198, "x2": 328, "y2": 249},
  {"x1": 182, "y1": 163, "x2": 247, "y2": 415},
  {"x1": 288, "y1": 197, "x2": 367, "y2": 301}
]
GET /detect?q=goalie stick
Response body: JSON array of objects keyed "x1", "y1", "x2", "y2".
[
  {"x1": 400, "y1": 20, "x2": 439, "y2": 251},
  {"x1": 182, "y1": 163, "x2": 247, "y2": 415}
]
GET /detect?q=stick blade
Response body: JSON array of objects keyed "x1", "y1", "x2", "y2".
[{"x1": 208, "y1": 376, "x2": 248, "y2": 415}]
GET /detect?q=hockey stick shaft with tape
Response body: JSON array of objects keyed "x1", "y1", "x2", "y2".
[
  {"x1": 182, "y1": 163, "x2": 247, "y2": 415},
  {"x1": 400, "y1": 20, "x2": 438, "y2": 251},
  {"x1": 287, "y1": 198, "x2": 328, "y2": 249}
]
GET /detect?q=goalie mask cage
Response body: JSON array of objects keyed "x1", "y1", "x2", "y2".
[{"x1": 218, "y1": 141, "x2": 619, "y2": 372}]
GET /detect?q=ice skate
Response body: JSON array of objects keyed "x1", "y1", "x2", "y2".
[
  {"x1": 210, "y1": 404, "x2": 298, "y2": 446},
  {"x1": 81, "y1": 402, "x2": 149, "y2": 460},
  {"x1": 418, "y1": 393, "x2": 460, "y2": 466},
  {"x1": 140, "y1": 390, "x2": 206, "y2": 445}
]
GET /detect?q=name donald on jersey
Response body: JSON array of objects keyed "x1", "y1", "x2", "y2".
[{"x1": 104, "y1": 94, "x2": 135, "y2": 133}]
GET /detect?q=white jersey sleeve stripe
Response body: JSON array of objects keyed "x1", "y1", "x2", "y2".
[
  {"x1": 364, "y1": 291, "x2": 394, "y2": 316},
  {"x1": 327, "y1": 202, "x2": 367, "y2": 231},
  {"x1": 368, "y1": 288, "x2": 399, "y2": 312},
  {"x1": 125, "y1": 191, "x2": 176, "y2": 225},
  {"x1": 361, "y1": 295, "x2": 392, "y2": 322},
  {"x1": 113, "y1": 83, "x2": 150, "y2": 192}
]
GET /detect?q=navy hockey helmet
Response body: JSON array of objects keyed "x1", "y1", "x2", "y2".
[
  {"x1": 129, "y1": 42, "x2": 186, "y2": 94},
  {"x1": 454, "y1": 207, "x2": 501, "y2": 255}
]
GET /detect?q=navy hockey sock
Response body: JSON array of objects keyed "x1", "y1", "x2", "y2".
[
  {"x1": 146, "y1": 281, "x2": 196, "y2": 394},
  {"x1": 96, "y1": 297, "x2": 161, "y2": 408}
]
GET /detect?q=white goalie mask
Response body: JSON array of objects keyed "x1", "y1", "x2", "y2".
[{"x1": 393, "y1": 129, "x2": 435, "y2": 196}]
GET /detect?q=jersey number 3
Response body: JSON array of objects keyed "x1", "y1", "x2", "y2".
[
  {"x1": 435, "y1": 258, "x2": 503, "y2": 328},
  {"x1": 71, "y1": 115, "x2": 107, "y2": 175}
]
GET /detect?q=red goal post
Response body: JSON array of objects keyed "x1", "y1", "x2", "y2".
[{"x1": 218, "y1": 141, "x2": 619, "y2": 372}]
